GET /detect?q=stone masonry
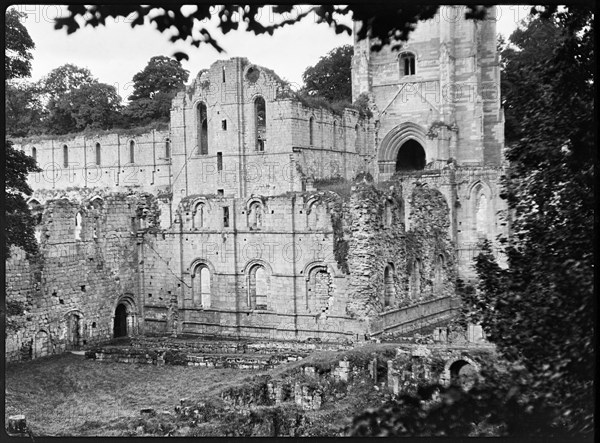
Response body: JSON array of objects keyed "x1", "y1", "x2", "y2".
[{"x1": 6, "y1": 6, "x2": 507, "y2": 360}]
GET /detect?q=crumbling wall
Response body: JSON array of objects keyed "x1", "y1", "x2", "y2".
[
  {"x1": 5, "y1": 189, "x2": 158, "y2": 361},
  {"x1": 405, "y1": 182, "x2": 456, "y2": 301},
  {"x1": 345, "y1": 182, "x2": 406, "y2": 319}
]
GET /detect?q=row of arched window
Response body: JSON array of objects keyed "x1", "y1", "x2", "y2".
[
  {"x1": 195, "y1": 97, "x2": 266, "y2": 155},
  {"x1": 189, "y1": 199, "x2": 331, "y2": 230},
  {"x1": 191, "y1": 262, "x2": 332, "y2": 312},
  {"x1": 31, "y1": 140, "x2": 171, "y2": 168}
]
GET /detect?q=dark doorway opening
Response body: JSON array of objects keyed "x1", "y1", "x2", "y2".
[
  {"x1": 114, "y1": 304, "x2": 128, "y2": 338},
  {"x1": 396, "y1": 139, "x2": 426, "y2": 171},
  {"x1": 67, "y1": 313, "x2": 81, "y2": 350}
]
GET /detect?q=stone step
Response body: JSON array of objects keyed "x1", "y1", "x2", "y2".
[{"x1": 86, "y1": 346, "x2": 305, "y2": 370}]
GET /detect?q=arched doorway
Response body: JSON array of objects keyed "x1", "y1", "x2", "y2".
[
  {"x1": 33, "y1": 330, "x2": 50, "y2": 358},
  {"x1": 396, "y1": 139, "x2": 426, "y2": 171},
  {"x1": 114, "y1": 303, "x2": 128, "y2": 338},
  {"x1": 66, "y1": 311, "x2": 82, "y2": 351}
]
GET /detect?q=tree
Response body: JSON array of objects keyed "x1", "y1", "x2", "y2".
[
  {"x1": 469, "y1": 7, "x2": 594, "y2": 434},
  {"x1": 4, "y1": 140, "x2": 42, "y2": 259},
  {"x1": 5, "y1": 82, "x2": 45, "y2": 137},
  {"x1": 351, "y1": 6, "x2": 594, "y2": 437},
  {"x1": 39, "y1": 63, "x2": 97, "y2": 102},
  {"x1": 5, "y1": 8, "x2": 35, "y2": 80},
  {"x1": 53, "y1": 5, "x2": 489, "y2": 60},
  {"x1": 39, "y1": 64, "x2": 100, "y2": 134},
  {"x1": 301, "y1": 45, "x2": 353, "y2": 102},
  {"x1": 124, "y1": 56, "x2": 189, "y2": 124},
  {"x1": 57, "y1": 82, "x2": 123, "y2": 131},
  {"x1": 129, "y1": 56, "x2": 189, "y2": 101}
]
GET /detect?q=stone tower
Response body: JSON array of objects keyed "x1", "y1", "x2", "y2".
[{"x1": 353, "y1": 5, "x2": 508, "y2": 277}]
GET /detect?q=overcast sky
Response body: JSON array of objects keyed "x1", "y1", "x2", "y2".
[{"x1": 12, "y1": 5, "x2": 529, "y2": 102}]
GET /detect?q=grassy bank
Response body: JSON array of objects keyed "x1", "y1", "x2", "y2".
[{"x1": 5, "y1": 353, "x2": 260, "y2": 436}]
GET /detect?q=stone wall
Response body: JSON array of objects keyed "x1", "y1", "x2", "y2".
[
  {"x1": 5, "y1": 189, "x2": 149, "y2": 361},
  {"x1": 14, "y1": 129, "x2": 171, "y2": 193}
]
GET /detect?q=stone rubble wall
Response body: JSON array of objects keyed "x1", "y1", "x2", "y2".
[{"x1": 5, "y1": 188, "x2": 148, "y2": 362}]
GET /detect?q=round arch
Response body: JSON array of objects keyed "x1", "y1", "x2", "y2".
[
  {"x1": 440, "y1": 356, "x2": 481, "y2": 389},
  {"x1": 302, "y1": 260, "x2": 339, "y2": 279},
  {"x1": 112, "y1": 294, "x2": 137, "y2": 338}
]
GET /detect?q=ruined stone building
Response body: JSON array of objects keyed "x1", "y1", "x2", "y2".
[{"x1": 6, "y1": 6, "x2": 508, "y2": 361}]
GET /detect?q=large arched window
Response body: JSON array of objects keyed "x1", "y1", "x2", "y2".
[
  {"x1": 129, "y1": 140, "x2": 135, "y2": 163},
  {"x1": 400, "y1": 52, "x2": 416, "y2": 76},
  {"x1": 193, "y1": 264, "x2": 211, "y2": 307},
  {"x1": 31, "y1": 147, "x2": 37, "y2": 163},
  {"x1": 95, "y1": 142, "x2": 101, "y2": 165},
  {"x1": 255, "y1": 96, "x2": 266, "y2": 151},
  {"x1": 384, "y1": 263, "x2": 395, "y2": 307},
  {"x1": 63, "y1": 145, "x2": 69, "y2": 167},
  {"x1": 193, "y1": 202, "x2": 205, "y2": 229},
  {"x1": 354, "y1": 124, "x2": 360, "y2": 153},
  {"x1": 309, "y1": 117, "x2": 315, "y2": 146},
  {"x1": 248, "y1": 264, "x2": 268, "y2": 310},
  {"x1": 248, "y1": 201, "x2": 263, "y2": 229},
  {"x1": 197, "y1": 102, "x2": 208, "y2": 155}
]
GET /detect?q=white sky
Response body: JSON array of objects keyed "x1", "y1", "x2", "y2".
[{"x1": 11, "y1": 5, "x2": 528, "y2": 103}]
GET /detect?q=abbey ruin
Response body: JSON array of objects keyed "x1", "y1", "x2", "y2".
[{"x1": 6, "y1": 6, "x2": 508, "y2": 361}]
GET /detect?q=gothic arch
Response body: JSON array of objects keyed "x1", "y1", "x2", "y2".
[
  {"x1": 469, "y1": 181, "x2": 494, "y2": 240},
  {"x1": 378, "y1": 122, "x2": 428, "y2": 173}
]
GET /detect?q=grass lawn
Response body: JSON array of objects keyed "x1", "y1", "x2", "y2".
[{"x1": 4, "y1": 353, "x2": 260, "y2": 436}]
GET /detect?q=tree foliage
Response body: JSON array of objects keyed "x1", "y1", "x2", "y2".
[
  {"x1": 5, "y1": 8, "x2": 35, "y2": 80},
  {"x1": 53, "y1": 5, "x2": 489, "y2": 60},
  {"x1": 5, "y1": 82, "x2": 45, "y2": 137},
  {"x1": 129, "y1": 55, "x2": 189, "y2": 101},
  {"x1": 125, "y1": 56, "x2": 189, "y2": 124},
  {"x1": 4, "y1": 140, "x2": 42, "y2": 259},
  {"x1": 39, "y1": 64, "x2": 122, "y2": 134},
  {"x1": 468, "y1": 7, "x2": 595, "y2": 434},
  {"x1": 351, "y1": 6, "x2": 594, "y2": 438},
  {"x1": 58, "y1": 82, "x2": 123, "y2": 131},
  {"x1": 301, "y1": 45, "x2": 353, "y2": 102}
]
